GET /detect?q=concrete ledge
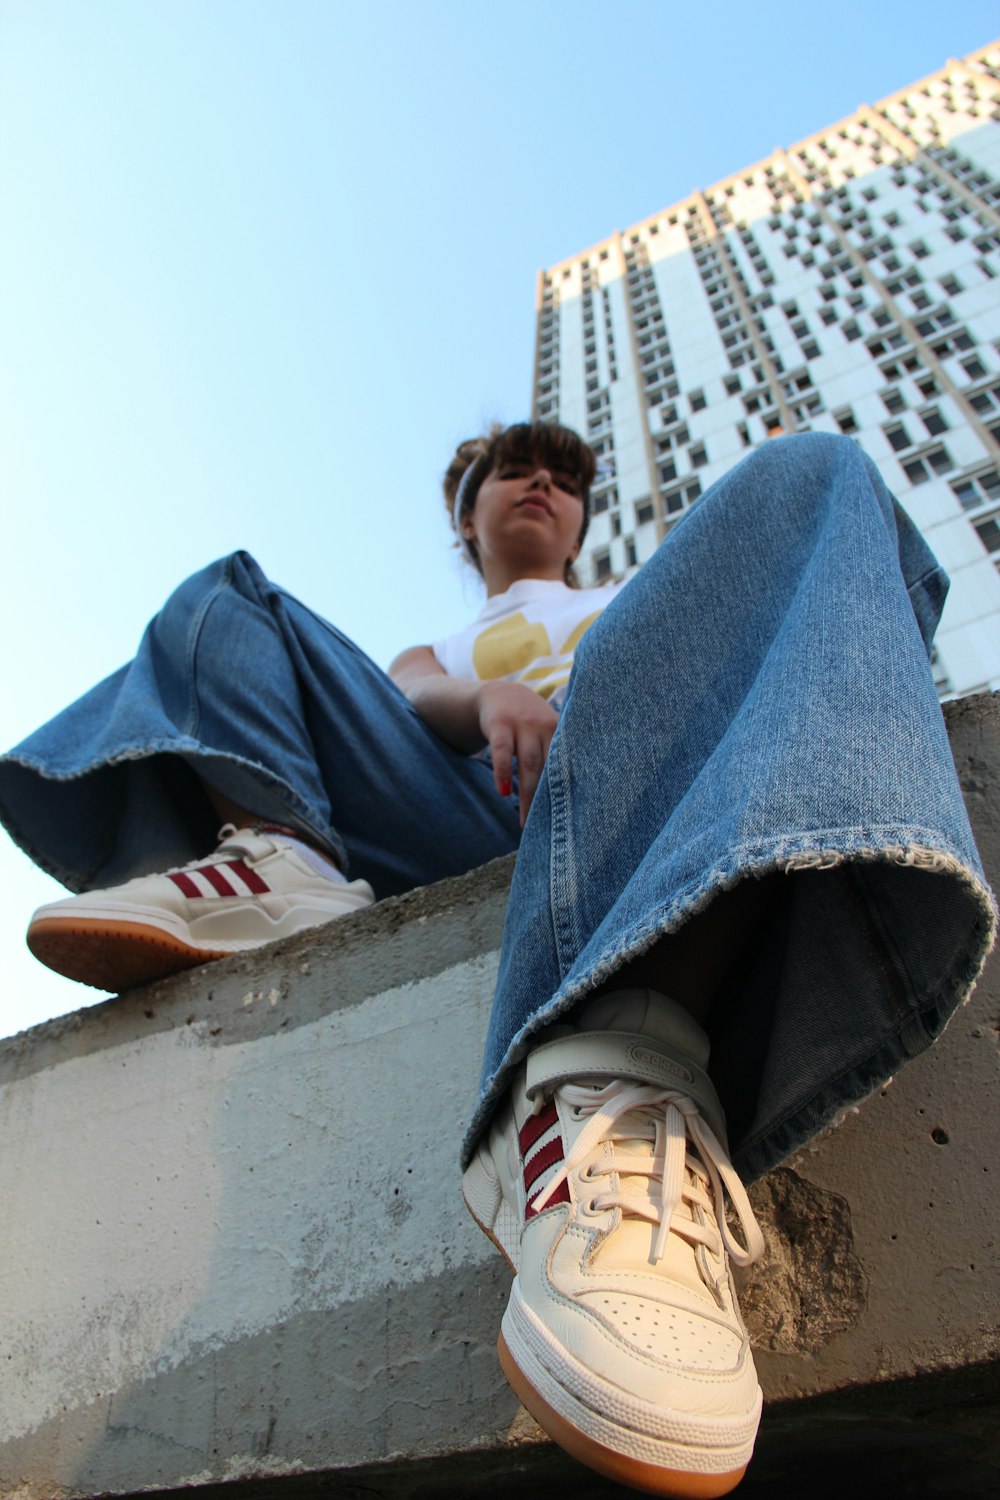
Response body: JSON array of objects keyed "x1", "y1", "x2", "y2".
[
  {"x1": 1, "y1": 694, "x2": 998, "y2": 1499},
  {"x1": 66, "y1": 1363, "x2": 1000, "y2": 1499}
]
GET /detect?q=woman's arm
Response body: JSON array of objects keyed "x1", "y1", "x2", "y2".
[{"x1": 388, "y1": 645, "x2": 559, "y2": 825}]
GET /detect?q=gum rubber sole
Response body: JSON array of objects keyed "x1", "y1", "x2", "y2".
[
  {"x1": 497, "y1": 1334, "x2": 749, "y2": 1500},
  {"x1": 27, "y1": 915, "x2": 225, "y2": 991}
]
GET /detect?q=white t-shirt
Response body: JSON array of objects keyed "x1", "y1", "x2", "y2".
[{"x1": 433, "y1": 578, "x2": 626, "y2": 709}]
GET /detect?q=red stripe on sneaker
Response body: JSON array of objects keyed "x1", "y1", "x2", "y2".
[
  {"x1": 518, "y1": 1099, "x2": 559, "y2": 1158},
  {"x1": 169, "y1": 871, "x2": 201, "y2": 898},
  {"x1": 201, "y1": 865, "x2": 238, "y2": 897},
  {"x1": 225, "y1": 859, "x2": 269, "y2": 895},
  {"x1": 523, "y1": 1134, "x2": 564, "y2": 1193},
  {"x1": 526, "y1": 1178, "x2": 570, "y2": 1220}
]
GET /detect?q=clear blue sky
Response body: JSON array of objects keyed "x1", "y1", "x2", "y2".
[{"x1": 2, "y1": 1, "x2": 997, "y2": 1034}]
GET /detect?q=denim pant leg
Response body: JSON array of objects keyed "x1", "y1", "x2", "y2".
[
  {"x1": 464, "y1": 432, "x2": 996, "y2": 1179},
  {"x1": 0, "y1": 552, "x2": 521, "y2": 894}
]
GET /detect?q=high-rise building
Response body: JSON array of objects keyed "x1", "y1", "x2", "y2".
[{"x1": 533, "y1": 43, "x2": 1000, "y2": 697}]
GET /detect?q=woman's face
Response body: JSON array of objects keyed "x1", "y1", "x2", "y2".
[{"x1": 462, "y1": 453, "x2": 585, "y2": 580}]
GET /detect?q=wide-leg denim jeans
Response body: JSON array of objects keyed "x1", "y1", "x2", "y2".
[{"x1": 2, "y1": 434, "x2": 994, "y2": 1180}]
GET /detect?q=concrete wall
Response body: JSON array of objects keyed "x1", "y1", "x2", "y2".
[{"x1": 1, "y1": 695, "x2": 998, "y2": 1500}]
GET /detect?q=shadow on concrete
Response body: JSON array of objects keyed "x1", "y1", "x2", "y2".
[{"x1": 108, "y1": 1361, "x2": 1000, "y2": 1498}]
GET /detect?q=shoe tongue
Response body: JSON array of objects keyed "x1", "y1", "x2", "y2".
[
  {"x1": 575, "y1": 988, "x2": 710, "y2": 1070},
  {"x1": 594, "y1": 1217, "x2": 712, "y2": 1297},
  {"x1": 590, "y1": 1116, "x2": 714, "y2": 1297}
]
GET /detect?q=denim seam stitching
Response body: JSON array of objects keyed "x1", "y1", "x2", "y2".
[
  {"x1": 547, "y1": 733, "x2": 578, "y2": 975},
  {"x1": 183, "y1": 558, "x2": 238, "y2": 740}
]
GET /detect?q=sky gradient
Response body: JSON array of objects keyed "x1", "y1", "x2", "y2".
[{"x1": 2, "y1": 1, "x2": 997, "y2": 1033}]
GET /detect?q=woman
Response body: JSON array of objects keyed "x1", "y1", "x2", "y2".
[{"x1": 1, "y1": 421, "x2": 994, "y2": 1497}]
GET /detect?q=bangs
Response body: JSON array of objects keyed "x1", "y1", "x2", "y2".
[
  {"x1": 490, "y1": 422, "x2": 596, "y2": 494},
  {"x1": 445, "y1": 417, "x2": 596, "y2": 587}
]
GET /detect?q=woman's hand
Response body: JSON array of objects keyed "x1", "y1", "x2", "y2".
[
  {"x1": 388, "y1": 646, "x2": 559, "y2": 825},
  {"x1": 476, "y1": 680, "x2": 559, "y2": 825}
]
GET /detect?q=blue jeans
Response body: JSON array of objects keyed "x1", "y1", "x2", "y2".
[{"x1": 1, "y1": 435, "x2": 994, "y2": 1180}]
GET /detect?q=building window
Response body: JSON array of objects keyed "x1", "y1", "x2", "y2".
[
  {"x1": 903, "y1": 444, "x2": 953, "y2": 484},
  {"x1": 962, "y1": 355, "x2": 988, "y2": 381},
  {"x1": 636, "y1": 501, "x2": 655, "y2": 526},
  {"x1": 834, "y1": 407, "x2": 857, "y2": 434},
  {"x1": 902, "y1": 457, "x2": 931, "y2": 485},
  {"x1": 594, "y1": 550, "x2": 612, "y2": 581},
  {"x1": 920, "y1": 407, "x2": 949, "y2": 437},
  {"x1": 689, "y1": 443, "x2": 708, "y2": 469},
  {"x1": 882, "y1": 388, "x2": 906, "y2": 415},
  {"x1": 973, "y1": 513, "x2": 1000, "y2": 560},
  {"x1": 969, "y1": 384, "x2": 1000, "y2": 417},
  {"x1": 625, "y1": 538, "x2": 638, "y2": 568},
  {"x1": 724, "y1": 374, "x2": 742, "y2": 395},
  {"x1": 663, "y1": 479, "x2": 702, "y2": 514},
  {"x1": 926, "y1": 445, "x2": 953, "y2": 474},
  {"x1": 689, "y1": 389, "x2": 707, "y2": 412},
  {"x1": 886, "y1": 423, "x2": 912, "y2": 451},
  {"x1": 951, "y1": 468, "x2": 1000, "y2": 510}
]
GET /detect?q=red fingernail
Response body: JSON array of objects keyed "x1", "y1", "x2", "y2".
[{"x1": 500, "y1": 779, "x2": 512, "y2": 797}]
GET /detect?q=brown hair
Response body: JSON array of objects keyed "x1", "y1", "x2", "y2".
[{"x1": 443, "y1": 420, "x2": 596, "y2": 585}]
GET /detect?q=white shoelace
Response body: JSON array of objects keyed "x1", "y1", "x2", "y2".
[{"x1": 531, "y1": 1079, "x2": 765, "y2": 1267}]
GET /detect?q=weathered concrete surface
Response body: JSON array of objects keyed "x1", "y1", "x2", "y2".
[{"x1": 0, "y1": 694, "x2": 997, "y2": 1499}]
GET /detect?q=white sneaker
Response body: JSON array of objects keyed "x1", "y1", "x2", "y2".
[
  {"x1": 27, "y1": 824, "x2": 375, "y2": 990},
  {"x1": 462, "y1": 989, "x2": 765, "y2": 1498}
]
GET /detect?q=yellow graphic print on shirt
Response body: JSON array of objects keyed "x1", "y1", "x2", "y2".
[{"x1": 471, "y1": 610, "x2": 603, "y2": 700}]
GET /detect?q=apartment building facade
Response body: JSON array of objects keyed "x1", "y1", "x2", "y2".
[{"x1": 533, "y1": 43, "x2": 1000, "y2": 696}]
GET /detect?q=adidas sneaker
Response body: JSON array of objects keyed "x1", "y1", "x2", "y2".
[
  {"x1": 462, "y1": 989, "x2": 765, "y2": 1498},
  {"x1": 27, "y1": 824, "x2": 374, "y2": 991}
]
